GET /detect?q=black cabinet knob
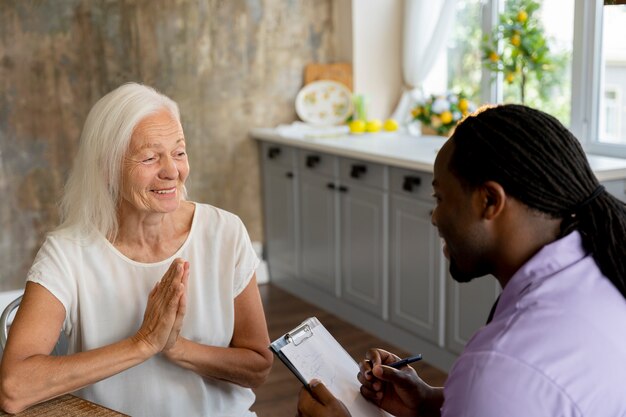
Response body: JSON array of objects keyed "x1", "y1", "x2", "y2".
[
  {"x1": 350, "y1": 164, "x2": 367, "y2": 179},
  {"x1": 403, "y1": 176, "x2": 422, "y2": 192},
  {"x1": 286, "y1": 172, "x2": 294, "y2": 179},
  {"x1": 306, "y1": 155, "x2": 321, "y2": 168},
  {"x1": 267, "y1": 147, "x2": 281, "y2": 159},
  {"x1": 338, "y1": 185, "x2": 348, "y2": 193},
  {"x1": 326, "y1": 182, "x2": 336, "y2": 190}
]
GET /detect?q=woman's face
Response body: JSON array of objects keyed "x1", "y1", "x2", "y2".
[{"x1": 120, "y1": 109, "x2": 189, "y2": 215}]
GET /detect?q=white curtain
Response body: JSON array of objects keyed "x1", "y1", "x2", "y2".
[{"x1": 392, "y1": 0, "x2": 460, "y2": 128}]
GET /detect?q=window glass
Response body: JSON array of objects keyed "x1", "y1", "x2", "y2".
[{"x1": 598, "y1": 4, "x2": 626, "y2": 144}]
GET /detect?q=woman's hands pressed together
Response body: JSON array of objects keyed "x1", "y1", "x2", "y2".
[{"x1": 134, "y1": 258, "x2": 189, "y2": 356}]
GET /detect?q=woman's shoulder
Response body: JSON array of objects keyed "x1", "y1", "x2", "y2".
[{"x1": 192, "y1": 202, "x2": 243, "y2": 225}]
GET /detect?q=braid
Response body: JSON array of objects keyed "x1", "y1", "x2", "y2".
[{"x1": 449, "y1": 104, "x2": 626, "y2": 298}]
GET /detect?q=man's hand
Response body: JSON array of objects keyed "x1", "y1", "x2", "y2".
[
  {"x1": 358, "y1": 348, "x2": 443, "y2": 417},
  {"x1": 297, "y1": 379, "x2": 351, "y2": 417}
]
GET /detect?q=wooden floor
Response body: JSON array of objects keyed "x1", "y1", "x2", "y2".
[{"x1": 251, "y1": 283, "x2": 448, "y2": 417}]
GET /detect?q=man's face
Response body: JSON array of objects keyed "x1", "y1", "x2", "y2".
[{"x1": 431, "y1": 140, "x2": 492, "y2": 283}]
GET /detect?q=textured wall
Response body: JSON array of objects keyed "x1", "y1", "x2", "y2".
[{"x1": 0, "y1": 0, "x2": 336, "y2": 289}]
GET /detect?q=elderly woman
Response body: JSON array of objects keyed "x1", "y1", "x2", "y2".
[{"x1": 0, "y1": 83, "x2": 273, "y2": 416}]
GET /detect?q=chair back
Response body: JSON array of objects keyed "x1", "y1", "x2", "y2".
[{"x1": 0, "y1": 295, "x2": 66, "y2": 355}]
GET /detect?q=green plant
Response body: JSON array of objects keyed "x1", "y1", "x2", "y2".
[{"x1": 482, "y1": 0, "x2": 553, "y2": 104}]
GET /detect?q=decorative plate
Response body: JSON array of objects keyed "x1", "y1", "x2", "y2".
[{"x1": 295, "y1": 80, "x2": 353, "y2": 126}]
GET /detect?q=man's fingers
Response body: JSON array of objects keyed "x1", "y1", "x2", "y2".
[{"x1": 308, "y1": 379, "x2": 337, "y2": 405}]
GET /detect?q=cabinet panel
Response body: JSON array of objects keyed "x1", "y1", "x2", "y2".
[
  {"x1": 340, "y1": 183, "x2": 387, "y2": 317},
  {"x1": 262, "y1": 142, "x2": 295, "y2": 167},
  {"x1": 602, "y1": 179, "x2": 626, "y2": 202},
  {"x1": 340, "y1": 158, "x2": 386, "y2": 190},
  {"x1": 389, "y1": 194, "x2": 443, "y2": 344},
  {"x1": 299, "y1": 173, "x2": 338, "y2": 295},
  {"x1": 390, "y1": 168, "x2": 433, "y2": 200},
  {"x1": 446, "y1": 276, "x2": 500, "y2": 354},
  {"x1": 262, "y1": 145, "x2": 297, "y2": 281}
]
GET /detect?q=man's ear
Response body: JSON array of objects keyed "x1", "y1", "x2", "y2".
[{"x1": 480, "y1": 181, "x2": 506, "y2": 220}]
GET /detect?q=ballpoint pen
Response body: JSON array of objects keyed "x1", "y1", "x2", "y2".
[{"x1": 387, "y1": 354, "x2": 423, "y2": 369}]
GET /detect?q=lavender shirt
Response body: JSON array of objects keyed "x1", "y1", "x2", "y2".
[{"x1": 442, "y1": 231, "x2": 626, "y2": 417}]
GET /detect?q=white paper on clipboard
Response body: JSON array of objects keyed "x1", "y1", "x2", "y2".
[{"x1": 274, "y1": 317, "x2": 392, "y2": 417}]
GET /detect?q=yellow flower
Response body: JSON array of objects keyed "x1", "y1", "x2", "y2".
[
  {"x1": 412, "y1": 107, "x2": 421, "y2": 118},
  {"x1": 489, "y1": 51, "x2": 499, "y2": 62},
  {"x1": 505, "y1": 72, "x2": 515, "y2": 83},
  {"x1": 511, "y1": 34, "x2": 521, "y2": 47},
  {"x1": 517, "y1": 10, "x2": 528, "y2": 23},
  {"x1": 458, "y1": 99, "x2": 469, "y2": 112},
  {"x1": 440, "y1": 111, "x2": 453, "y2": 124}
]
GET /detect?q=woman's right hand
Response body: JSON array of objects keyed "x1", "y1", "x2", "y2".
[
  {"x1": 133, "y1": 258, "x2": 188, "y2": 355},
  {"x1": 358, "y1": 348, "x2": 442, "y2": 417}
]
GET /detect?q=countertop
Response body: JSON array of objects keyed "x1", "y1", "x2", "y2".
[{"x1": 250, "y1": 127, "x2": 626, "y2": 182}]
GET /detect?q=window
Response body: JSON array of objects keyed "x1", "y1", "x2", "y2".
[{"x1": 423, "y1": 0, "x2": 626, "y2": 157}]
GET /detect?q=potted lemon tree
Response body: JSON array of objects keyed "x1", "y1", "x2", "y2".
[{"x1": 482, "y1": 0, "x2": 553, "y2": 104}]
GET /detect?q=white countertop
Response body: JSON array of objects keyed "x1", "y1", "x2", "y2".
[{"x1": 250, "y1": 127, "x2": 626, "y2": 182}]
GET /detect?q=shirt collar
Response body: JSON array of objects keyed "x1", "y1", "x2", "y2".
[{"x1": 492, "y1": 231, "x2": 587, "y2": 320}]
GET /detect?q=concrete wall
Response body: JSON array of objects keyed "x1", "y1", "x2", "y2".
[{"x1": 0, "y1": 0, "x2": 337, "y2": 289}]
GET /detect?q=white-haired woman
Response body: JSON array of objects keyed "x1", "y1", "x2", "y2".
[{"x1": 0, "y1": 83, "x2": 273, "y2": 416}]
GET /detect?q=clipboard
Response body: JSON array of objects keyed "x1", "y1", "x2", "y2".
[{"x1": 269, "y1": 317, "x2": 392, "y2": 416}]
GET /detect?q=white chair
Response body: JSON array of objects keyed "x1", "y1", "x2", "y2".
[{"x1": 0, "y1": 295, "x2": 66, "y2": 355}]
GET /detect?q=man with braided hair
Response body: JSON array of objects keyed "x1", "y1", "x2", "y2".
[{"x1": 296, "y1": 104, "x2": 626, "y2": 417}]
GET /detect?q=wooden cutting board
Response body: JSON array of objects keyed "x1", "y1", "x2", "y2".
[{"x1": 304, "y1": 62, "x2": 353, "y2": 91}]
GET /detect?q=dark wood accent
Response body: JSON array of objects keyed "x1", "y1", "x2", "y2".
[{"x1": 252, "y1": 284, "x2": 448, "y2": 417}]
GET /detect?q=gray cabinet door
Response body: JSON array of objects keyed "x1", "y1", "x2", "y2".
[
  {"x1": 261, "y1": 143, "x2": 297, "y2": 281},
  {"x1": 340, "y1": 182, "x2": 387, "y2": 317},
  {"x1": 299, "y1": 172, "x2": 339, "y2": 295},
  {"x1": 602, "y1": 179, "x2": 626, "y2": 202},
  {"x1": 263, "y1": 163, "x2": 297, "y2": 280},
  {"x1": 445, "y1": 275, "x2": 500, "y2": 354},
  {"x1": 389, "y1": 194, "x2": 443, "y2": 345}
]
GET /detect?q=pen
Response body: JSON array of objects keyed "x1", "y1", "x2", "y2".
[{"x1": 388, "y1": 354, "x2": 423, "y2": 369}]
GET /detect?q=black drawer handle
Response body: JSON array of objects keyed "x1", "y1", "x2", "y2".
[
  {"x1": 403, "y1": 176, "x2": 422, "y2": 192},
  {"x1": 326, "y1": 182, "x2": 336, "y2": 190},
  {"x1": 350, "y1": 164, "x2": 367, "y2": 179},
  {"x1": 306, "y1": 155, "x2": 321, "y2": 168},
  {"x1": 286, "y1": 172, "x2": 294, "y2": 179},
  {"x1": 338, "y1": 185, "x2": 348, "y2": 193},
  {"x1": 267, "y1": 147, "x2": 281, "y2": 159}
]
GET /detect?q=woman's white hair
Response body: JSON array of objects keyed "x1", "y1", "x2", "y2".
[{"x1": 57, "y1": 82, "x2": 181, "y2": 239}]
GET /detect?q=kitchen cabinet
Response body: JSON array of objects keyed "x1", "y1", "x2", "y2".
[
  {"x1": 254, "y1": 129, "x2": 626, "y2": 371},
  {"x1": 602, "y1": 179, "x2": 626, "y2": 202},
  {"x1": 261, "y1": 143, "x2": 298, "y2": 281},
  {"x1": 298, "y1": 151, "x2": 339, "y2": 295},
  {"x1": 388, "y1": 168, "x2": 445, "y2": 346},
  {"x1": 339, "y1": 158, "x2": 388, "y2": 318},
  {"x1": 445, "y1": 277, "x2": 500, "y2": 354}
]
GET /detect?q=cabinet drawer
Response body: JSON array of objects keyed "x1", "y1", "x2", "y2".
[
  {"x1": 299, "y1": 150, "x2": 337, "y2": 177},
  {"x1": 262, "y1": 143, "x2": 295, "y2": 167},
  {"x1": 339, "y1": 158, "x2": 386, "y2": 189},
  {"x1": 390, "y1": 168, "x2": 433, "y2": 200}
]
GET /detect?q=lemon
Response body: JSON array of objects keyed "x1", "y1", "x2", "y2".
[
  {"x1": 366, "y1": 119, "x2": 382, "y2": 133},
  {"x1": 511, "y1": 34, "x2": 521, "y2": 47},
  {"x1": 517, "y1": 10, "x2": 528, "y2": 23},
  {"x1": 440, "y1": 111, "x2": 453, "y2": 125},
  {"x1": 489, "y1": 51, "x2": 499, "y2": 62},
  {"x1": 349, "y1": 119, "x2": 366, "y2": 134},
  {"x1": 458, "y1": 99, "x2": 469, "y2": 112},
  {"x1": 383, "y1": 119, "x2": 399, "y2": 132}
]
